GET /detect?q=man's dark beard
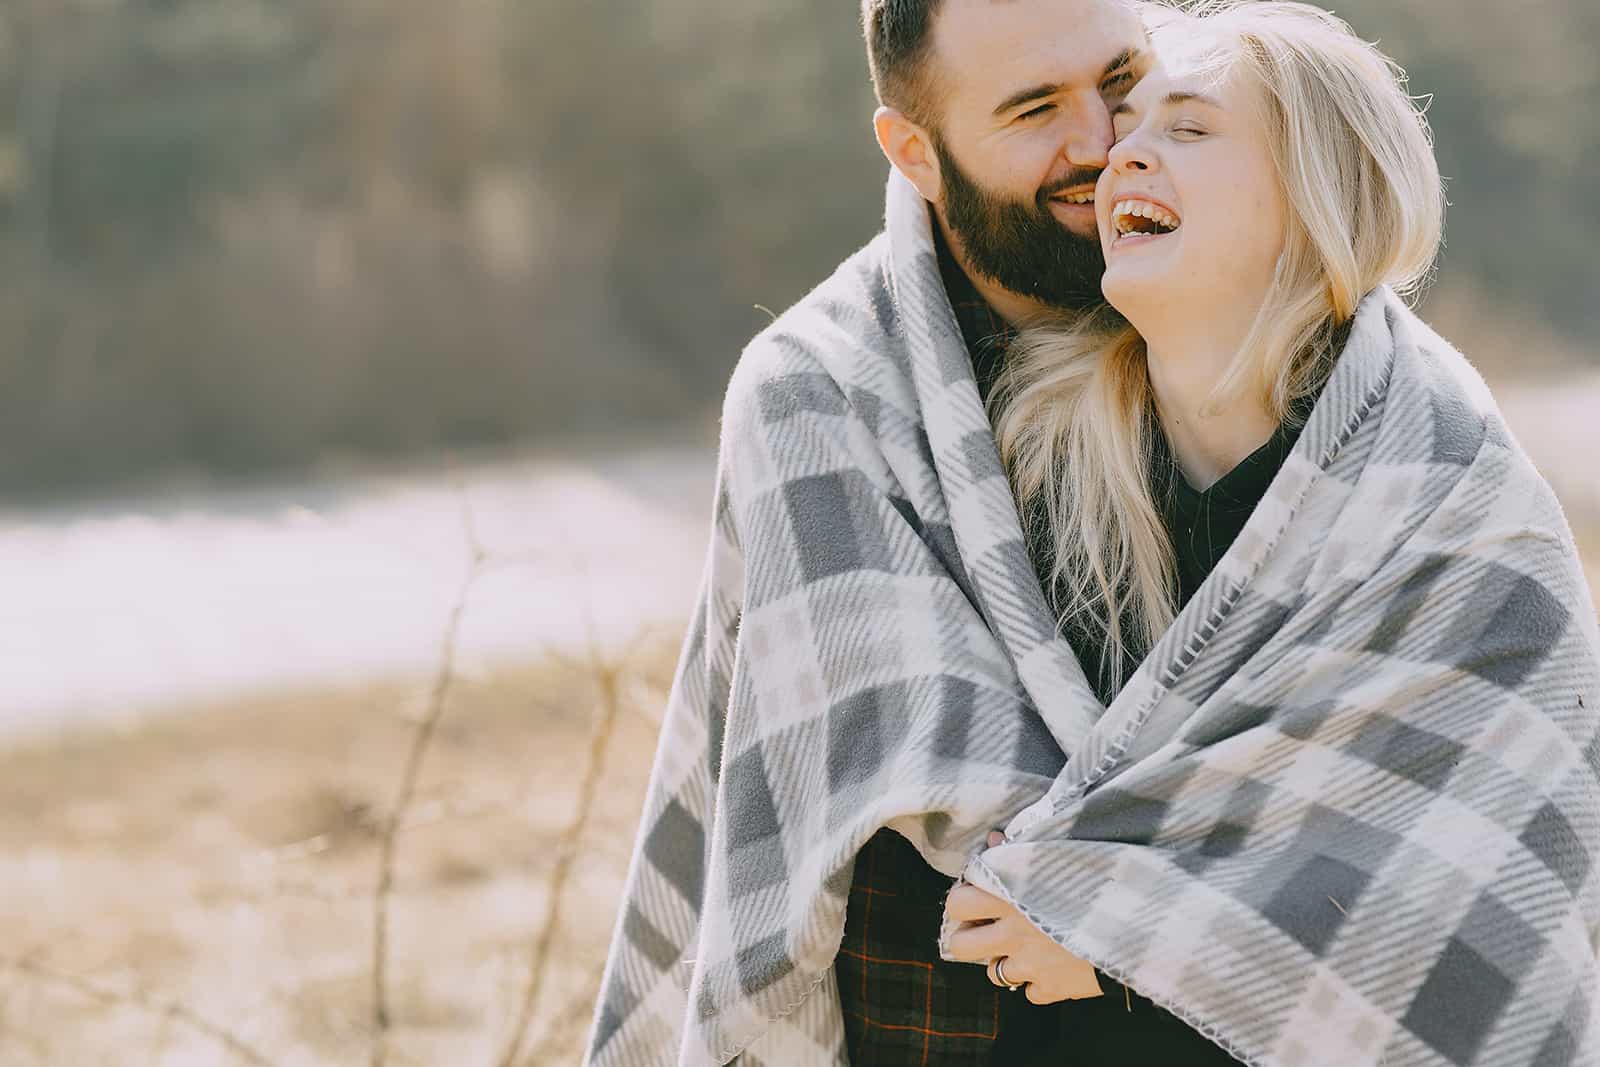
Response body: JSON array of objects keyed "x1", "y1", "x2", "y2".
[{"x1": 934, "y1": 138, "x2": 1106, "y2": 310}]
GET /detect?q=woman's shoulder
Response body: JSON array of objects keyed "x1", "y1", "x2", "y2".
[
  {"x1": 1382, "y1": 296, "x2": 1585, "y2": 551},
  {"x1": 1387, "y1": 298, "x2": 1498, "y2": 419}
]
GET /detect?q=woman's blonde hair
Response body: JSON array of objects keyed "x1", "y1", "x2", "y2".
[{"x1": 989, "y1": 0, "x2": 1444, "y2": 689}]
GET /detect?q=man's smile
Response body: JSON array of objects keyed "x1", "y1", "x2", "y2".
[{"x1": 1047, "y1": 185, "x2": 1100, "y2": 234}]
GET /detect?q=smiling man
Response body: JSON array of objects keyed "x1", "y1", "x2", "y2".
[
  {"x1": 584, "y1": 2, "x2": 1177, "y2": 1064},
  {"x1": 872, "y1": 0, "x2": 1148, "y2": 324}
]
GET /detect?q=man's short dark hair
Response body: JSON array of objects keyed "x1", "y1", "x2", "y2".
[{"x1": 862, "y1": 0, "x2": 948, "y2": 125}]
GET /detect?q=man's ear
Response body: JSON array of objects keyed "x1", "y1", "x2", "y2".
[{"x1": 873, "y1": 106, "x2": 943, "y2": 203}]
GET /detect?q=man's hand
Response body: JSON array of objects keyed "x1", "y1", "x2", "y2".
[{"x1": 943, "y1": 833, "x2": 1105, "y2": 1005}]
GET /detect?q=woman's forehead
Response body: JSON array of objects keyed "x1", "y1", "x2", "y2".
[{"x1": 1127, "y1": 32, "x2": 1239, "y2": 106}]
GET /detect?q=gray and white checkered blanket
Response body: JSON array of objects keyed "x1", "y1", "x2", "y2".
[{"x1": 585, "y1": 171, "x2": 1600, "y2": 1066}]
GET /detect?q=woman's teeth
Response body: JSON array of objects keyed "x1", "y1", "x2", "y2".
[{"x1": 1112, "y1": 200, "x2": 1181, "y2": 236}]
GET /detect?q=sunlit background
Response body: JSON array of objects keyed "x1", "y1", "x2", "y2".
[{"x1": 1, "y1": 0, "x2": 1595, "y2": 1063}]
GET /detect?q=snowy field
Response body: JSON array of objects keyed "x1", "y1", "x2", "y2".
[{"x1": 0, "y1": 371, "x2": 1595, "y2": 738}]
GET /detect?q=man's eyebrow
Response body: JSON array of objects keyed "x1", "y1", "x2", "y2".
[
  {"x1": 992, "y1": 82, "x2": 1064, "y2": 118},
  {"x1": 991, "y1": 49, "x2": 1149, "y2": 118},
  {"x1": 1099, "y1": 48, "x2": 1143, "y2": 84}
]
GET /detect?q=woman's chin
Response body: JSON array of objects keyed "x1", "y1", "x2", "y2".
[{"x1": 1100, "y1": 260, "x2": 1175, "y2": 320}]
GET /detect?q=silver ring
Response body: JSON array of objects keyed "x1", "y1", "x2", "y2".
[{"x1": 993, "y1": 955, "x2": 1025, "y2": 991}]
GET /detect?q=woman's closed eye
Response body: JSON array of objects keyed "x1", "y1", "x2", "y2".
[
  {"x1": 1110, "y1": 112, "x2": 1211, "y2": 143},
  {"x1": 1017, "y1": 103, "x2": 1056, "y2": 121}
]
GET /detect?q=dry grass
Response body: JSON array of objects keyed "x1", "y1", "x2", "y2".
[{"x1": 0, "y1": 639, "x2": 676, "y2": 1066}]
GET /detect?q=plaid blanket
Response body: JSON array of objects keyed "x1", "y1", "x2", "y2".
[{"x1": 584, "y1": 170, "x2": 1600, "y2": 1066}]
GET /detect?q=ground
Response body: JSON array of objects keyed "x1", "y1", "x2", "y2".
[{"x1": 0, "y1": 637, "x2": 676, "y2": 1067}]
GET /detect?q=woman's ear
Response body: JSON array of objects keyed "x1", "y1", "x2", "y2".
[{"x1": 874, "y1": 106, "x2": 943, "y2": 203}]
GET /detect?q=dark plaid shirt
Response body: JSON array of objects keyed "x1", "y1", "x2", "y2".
[{"x1": 832, "y1": 221, "x2": 1318, "y2": 1065}]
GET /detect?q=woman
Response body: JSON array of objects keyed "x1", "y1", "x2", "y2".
[{"x1": 940, "y1": 3, "x2": 1599, "y2": 1065}]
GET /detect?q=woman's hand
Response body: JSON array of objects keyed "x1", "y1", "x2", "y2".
[{"x1": 943, "y1": 833, "x2": 1104, "y2": 1005}]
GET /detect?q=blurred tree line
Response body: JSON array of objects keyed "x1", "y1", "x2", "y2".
[{"x1": 0, "y1": 0, "x2": 1593, "y2": 495}]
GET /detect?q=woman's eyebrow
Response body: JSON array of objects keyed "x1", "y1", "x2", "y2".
[
  {"x1": 993, "y1": 82, "x2": 1064, "y2": 118},
  {"x1": 1163, "y1": 89, "x2": 1225, "y2": 110},
  {"x1": 1112, "y1": 89, "x2": 1225, "y2": 120}
]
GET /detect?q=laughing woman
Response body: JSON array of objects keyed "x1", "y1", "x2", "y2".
[{"x1": 943, "y1": 3, "x2": 1600, "y2": 1066}]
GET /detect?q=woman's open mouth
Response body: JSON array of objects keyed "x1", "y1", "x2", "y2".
[{"x1": 1110, "y1": 197, "x2": 1182, "y2": 248}]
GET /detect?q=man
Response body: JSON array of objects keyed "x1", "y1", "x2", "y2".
[
  {"x1": 585, "y1": 1, "x2": 1160, "y2": 1063},
  {"x1": 869, "y1": 0, "x2": 1143, "y2": 325}
]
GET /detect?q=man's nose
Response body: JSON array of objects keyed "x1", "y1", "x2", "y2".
[{"x1": 1061, "y1": 92, "x2": 1115, "y2": 168}]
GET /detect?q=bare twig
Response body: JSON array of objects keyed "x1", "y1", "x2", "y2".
[
  {"x1": 370, "y1": 470, "x2": 488, "y2": 1067},
  {"x1": 146, "y1": 1002, "x2": 178, "y2": 1067},
  {"x1": 0, "y1": 1021, "x2": 50, "y2": 1067},
  {"x1": 0, "y1": 947, "x2": 54, "y2": 1065},
  {"x1": 495, "y1": 623, "x2": 646, "y2": 1067},
  {"x1": 316, "y1": 1004, "x2": 433, "y2": 1067},
  {"x1": 1, "y1": 957, "x2": 273, "y2": 1066},
  {"x1": 0, "y1": 940, "x2": 49, "y2": 1024},
  {"x1": 522, "y1": 960, "x2": 607, "y2": 1066}
]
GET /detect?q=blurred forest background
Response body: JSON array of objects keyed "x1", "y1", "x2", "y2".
[{"x1": 0, "y1": 0, "x2": 1595, "y2": 497}]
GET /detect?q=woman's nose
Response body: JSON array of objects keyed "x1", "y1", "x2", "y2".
[{"x1": 1108, "y1": 136, "x2": 1157, "y2": 174}]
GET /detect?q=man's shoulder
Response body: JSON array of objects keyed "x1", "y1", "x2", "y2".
[
  {"x1": 743, "y1": 231, "x2": 897, "y2": 367},
  {"x1": 721, "y1": 231, "x2": 908, "y2": 427}
]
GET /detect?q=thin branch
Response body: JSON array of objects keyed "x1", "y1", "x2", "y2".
[
  {"x1": 521, "y1": 960, "x2": 607, "y2": 1066},
  {"x1": 145, "y1": 1002, "x2": 178, "y2": 1067},
  {"x1": 1, "y1": 957, "x2": 273, "y2": 1067},
  {"x1": 0, "y1": 940, "x2": 50, "y2": 1022},
  {"x1": 0, "y1": 948, "x2": 53, "y2": 1065},
  {"x1": 370, "y1": 470, "x2": 487, "y2": 1067},
  {"x1": 495, "y1": 628, "x2": 642, "y2": 1067}
]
